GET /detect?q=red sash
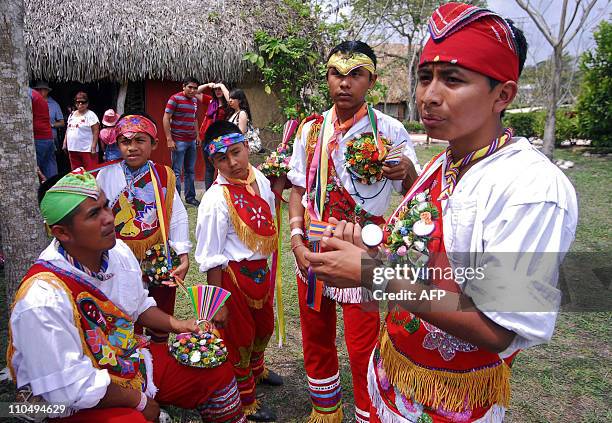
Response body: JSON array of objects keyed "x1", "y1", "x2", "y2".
[
  {"x1": 373, "y1": 153, "x2": 516, "y2": 421},
  {"x1": 8, "y1": 263, "x2": 150, "y2": 393},
  {"x1": 223, "y1": 259, "x2": 271, "y2": 309},
  {"x1": 111, "y1": 163, "x2": 175, "y2": 260},
  {"x1": 221, "y1": 183, "x2": 278, "y2": 256}
]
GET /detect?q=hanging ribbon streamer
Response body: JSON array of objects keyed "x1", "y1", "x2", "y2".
[
  {"x1": 148, "y1": 162, "x2": 173, "y2": 271},
  {"x1": 271, "y1": 202, "x2": 286, "y2": 347}
]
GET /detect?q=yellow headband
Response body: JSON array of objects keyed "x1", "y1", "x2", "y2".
[{"x1": 326, "y1": 52, "x2": 376, "y2": 76}]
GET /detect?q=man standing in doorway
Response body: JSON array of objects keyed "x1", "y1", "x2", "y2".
[
  {"x1": 33, "y1": 81, "x2": 65, "y2": 148},
  {"x1": 29, "y1": 87, "x2": 57, "y2": 179},
  {"x1": 163, "y1": 77, "x2": 202, "y2": 207}
]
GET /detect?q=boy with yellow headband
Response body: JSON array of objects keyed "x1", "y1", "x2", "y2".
[
  {"x1": 7, "y1": 169, "x2": 245, "y2": 422},
  {"x1": 195, "y1": 121, "x2": 281, "y2": 422},
  {"x1": 287, "y1": 40, "x2": 418, "y2": 423},
  {"x1": 303, "y1": 4, "x2": 578, "y2": 422},
  {"x1": 96, "y1": 114, "x2": 191, "y2": 342}
]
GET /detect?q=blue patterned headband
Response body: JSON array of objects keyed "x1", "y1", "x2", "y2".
[{"x1": 207, "y1": 132, "x2": 245, "y2": 156}]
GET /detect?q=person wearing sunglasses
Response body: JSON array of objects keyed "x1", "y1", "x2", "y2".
[{"x1": 63, "y1": 91, "x2": 100, "y2": 170}]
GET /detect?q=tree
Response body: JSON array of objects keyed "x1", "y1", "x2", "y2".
[
  {"x1": 515, "y1": 0, "x2": 603, "y2": 159},
  {"x1": 517, "y1": 54, "x2": 581, "y2": 108},
  {"x1": 0, "y1": 0, "x2": 48, "y2": 304},
  {"x1": 576, "y1": 20, "x2": 611, "y2": 149},
  {"x1": 244, "y1": 0, "x2": 344, "y2": 121},
  {"x1": 344, "y1": 0, "x2": 486, "y2": 121}
]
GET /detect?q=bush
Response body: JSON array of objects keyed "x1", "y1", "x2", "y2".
[
  {"x1": 403, "y1": 121, "x2": 425, "y2": 133},
  {"x1": 504, "y1": 109, "x2": 579, "y2": 146},
  {"x1": 533, "y1": 109, "x2": 580, "y2": 146},
  {"x1": 576, "y1": 21, "x2": 612, "y2": 149},
  {"x1": 503, "y1": 112, "x2": 539, "y2": 138}
]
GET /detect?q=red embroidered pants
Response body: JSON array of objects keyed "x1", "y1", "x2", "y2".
[
  {"x1": 220, "y1": 260, "x2": 274, "y2": 414},
  {"x1": 51, "y1": 343, "x2": 245, "y2": 422},
  {"x1": 297, "y1": 278, "x2": 380, "y2": 423}
]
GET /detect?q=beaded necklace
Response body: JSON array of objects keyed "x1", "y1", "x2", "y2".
[
  {"x1": 55, "y1": 240, "x2": 114, "y2": 281},
  {"x1": 439, "y1": 127, "x2": 513, "y2": 200}
]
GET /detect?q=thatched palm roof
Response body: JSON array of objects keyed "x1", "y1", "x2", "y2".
[
  {"x1": 26, "y1": 0, "x2": 309, "y2": 83},
  {"x1": 376, "y1": 44, "x2": 412, "y2": 104}
]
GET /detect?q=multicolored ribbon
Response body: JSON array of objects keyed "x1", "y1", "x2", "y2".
[
  {"x1": 438, "y1": 128, "x2": 513, "y2": 200},
  {"x1": 148, "y1": 162, "x2": 173, "y2": 271},
  {"x1": 271, "y1": 202, "x2": 286, "y2": 347},
  {"x1": 308, "y1": 219, "x2": 337, "y2": 242}
]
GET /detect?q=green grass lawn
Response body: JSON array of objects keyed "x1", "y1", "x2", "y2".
[{"x1": 0, "y1": 145, "x2": 609, "y2": 422}]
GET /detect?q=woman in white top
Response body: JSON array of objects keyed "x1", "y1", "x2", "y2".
[
  {"x1": 228, "y1": 89, "x2": 261, "y2": 153},
  {"x1": 227, "y1": 88, "x2": 250, "y2": 133},
  {"x1": 63, "y1": 91, "x2": 100, "y2": 170}
]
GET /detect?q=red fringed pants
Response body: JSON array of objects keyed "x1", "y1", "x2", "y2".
[
  {"x1": 51, "y1": 343, "x2": 245, "y2": 422},
  {"x1": 298, "y1": 278, "x2": 380, "y2": 423},
  {"x1": 220, "y1": 260, "x2": 274, "y2": 413}
]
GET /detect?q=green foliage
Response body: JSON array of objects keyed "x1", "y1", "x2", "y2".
[
  {"x1": 366, "y1": 80, "x2": 388, "y2": 105},
  {"x1": 504, "y1": 109, "x2": 580, "y2": 145},
  {"x1": 530, "y1": 109, "x2": 580, "y2": 146},
  {"x1": 242, "y1": 0, "x2": 346, "y2": 120},
  {"x1": 576, "y1": 21, "x2": 612, "y2": 150},
  {"x1": 403, "y1": 120, "x2": 425, "y2": 133},
  {"x1": 503, "y1": 112, "x2": 539, "y2": 138}
]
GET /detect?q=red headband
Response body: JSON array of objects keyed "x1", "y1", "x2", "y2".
[
  {"x1": 420, "y1": 2, "x2": 519, "y2": 83},
  {"x1": 115, "y1": 115, "x2": 158, "y2": 142}
]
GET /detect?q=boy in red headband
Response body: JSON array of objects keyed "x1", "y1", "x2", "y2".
[
  {"x1": 96, "y1": 114, "x2": 191, "y2": 342},
  {"x1": 195, "y1": 121, "x2": 282, "y2": 422},
  {"x1": 303, "y1": 3, "x2": 578, "y2": 422}
]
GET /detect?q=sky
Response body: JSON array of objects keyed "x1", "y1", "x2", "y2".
[
  {"x1": 487, "y1": 0, "x2": 611, "y2": 64},
  {"x1": 325, "y1": 0, "x2": 610, "y2": 65}
]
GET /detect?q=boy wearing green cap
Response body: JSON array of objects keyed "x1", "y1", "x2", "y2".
[{"x1": 7, "y1": 169, "x2": 246, "y2": 423}]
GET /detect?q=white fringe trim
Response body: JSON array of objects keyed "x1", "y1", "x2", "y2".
[
  {"x1": 367, "y1": 354, "x2": 410, "y2": 423},
  {"x1": 295, "y1": 264, "x2": 374, "y2": 304},
  {"x1": 141, "y1": 348, "x2": 158, "y2": 398},
  {"x1": 367, "y1": 351, "x2": 506, "y2": 423}
]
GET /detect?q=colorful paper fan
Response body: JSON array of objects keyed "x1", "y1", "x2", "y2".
[
  {"x1": 384, "y1": 141, "x2": 406, "y2": 165},
  {"x1": 187, "y1": 285, "x2": 231, "y2": 322},
  {"x1": 308, "y1": 219, "x2": 337, "y2": 242}
]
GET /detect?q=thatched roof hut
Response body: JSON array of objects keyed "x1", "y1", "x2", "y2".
[
  {"x1": 25, "y1": 0, "x2": 308, "y2": 84},
  {"x1": 25, "y1": 0, "x2": 309, "y2": 176},
  {"x1": 375, "y1": 43, "x2": 413, "y2": 121}
]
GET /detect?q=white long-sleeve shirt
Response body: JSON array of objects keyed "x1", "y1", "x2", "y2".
[
  {"x1": 195, "y1": 167, "x2": 276, "y2": 272},
  {"x1": 287, "y1": 108, "x2": 419, "y2": 217},
  {"x1": 440, "y1": 138, "x2": 578, "y2": 357},
  {"x1": 9, "y1": 240, "x2": 157, "y2": 413},
  {"x1": 96, "y1": 162, "x2": 192, "y2": 255}
]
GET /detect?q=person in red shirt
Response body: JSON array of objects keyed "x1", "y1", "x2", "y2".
[
  {"x1": 197, "y1": 82, "x2": 230, "y2": 190},
  {"x1": 30, "y1": 87, "x2": 57, "y2": 178},
  {"x1": 163, "y1": 77, "x2": 202, "y2": 207}
]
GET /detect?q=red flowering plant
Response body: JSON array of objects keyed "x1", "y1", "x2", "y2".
[{"x1": 344, "y1": 133, "x2": 392, "y2": 185}]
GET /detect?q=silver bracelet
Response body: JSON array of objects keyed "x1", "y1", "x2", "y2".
[{"x1": 135, "y1": 392, "x2": 148, "y2": 412}]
